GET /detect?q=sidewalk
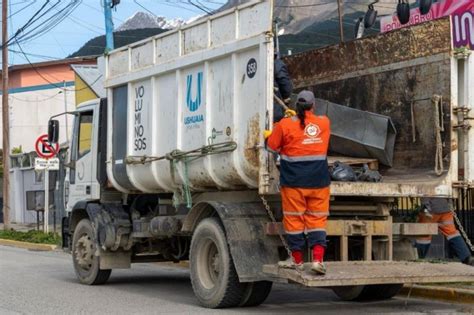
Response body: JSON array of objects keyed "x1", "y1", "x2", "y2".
[
  {"x1": 0, "y1": 223, "x2": 39, "y2": 232},
  {"x1": 0, "y1": 223, "x2": 60, "y2": 251},
  {"x1": 0, "y1": 222, "x2": 59, "y2": 233},
  {"x1": 0, "y1": 238, "x2": 57, "y2": 251},
  {"x1": 400, "y1": 283, "x2": 474, "y2": 304}
]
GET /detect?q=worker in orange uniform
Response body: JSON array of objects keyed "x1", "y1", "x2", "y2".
[
  {"x1": 264, "y1": 90, "x2": 331, "y2": 275},
  {"x1": 416, "y1": 198, "x2": 473, "y2": 266}
]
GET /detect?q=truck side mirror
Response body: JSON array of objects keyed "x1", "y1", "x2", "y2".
[{"x1": 48, "y1": 120, "x2": 60, "y2": 143}]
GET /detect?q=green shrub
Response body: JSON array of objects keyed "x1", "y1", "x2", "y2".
[{"x1": 0, "y1": 229, "x2": 61, "y2": 245}]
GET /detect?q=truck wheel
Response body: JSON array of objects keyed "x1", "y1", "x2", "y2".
[
  {"x1": 332, "y1": 284, "x2": 403, "y2": 301},
  {"x1": 72, "y1": 218, "x2": 111, "y2": 285},
  {"x1": 190, "y1": 217, "x2": 245, "y2": 308},
  {"x1": 240, "y1": 281, "x2": 273, "y2": 307},
  {"x1": 332, "y1": 285, "x2": 365, "y2": 301},
  {"x1": 360, "y1": 284, "x2": 403, "y2": 300}
]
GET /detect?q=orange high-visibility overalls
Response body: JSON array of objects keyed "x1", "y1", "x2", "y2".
[
  {"x1": 266, "y1": 112, "x2": 331, "y2": 251},
  {"x1": 416, "y1": 198, "x2": 471, "y2": 262}
]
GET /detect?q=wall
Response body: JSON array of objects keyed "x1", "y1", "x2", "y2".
[
  {"x1": 3, "y1": 87, "x2": 75, "y2": 152},
  {"x1": 0, "y1": 60, "x2": 95, "y2": 152}
]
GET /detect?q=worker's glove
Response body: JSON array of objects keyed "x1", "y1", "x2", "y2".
[
  {"x1": 263, "y1": 130, "x2": 272, "y2": 139},
  {"x1": 284, "y1": 109, "x2": 296, "y2": 117},
  {"x1": 422, "y1": 206, "x2": 433, "y2": 219}
]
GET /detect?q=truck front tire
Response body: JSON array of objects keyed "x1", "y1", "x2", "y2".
[
  {"x1": 190, "y1": 217, "x2": 245, "y2": 308},
  {"x1": 72, "y1": 218, "x2": 111, "y2": 285}
]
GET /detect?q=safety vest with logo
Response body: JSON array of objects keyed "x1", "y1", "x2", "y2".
[{"x1": 267, "y1": 111, "x2": 331, "y2": 188}]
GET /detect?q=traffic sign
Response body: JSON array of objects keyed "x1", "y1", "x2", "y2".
[
  {"x1": 35, "y1": 134, "x2": 59, "y2": 159},
  {"x1": 35, "y1": 158, "x2": 60, "y2": 171}
]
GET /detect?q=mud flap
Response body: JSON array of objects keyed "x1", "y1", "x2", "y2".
[{"x1": 99, "y1": 250, "x2": 131, "y2": 269}]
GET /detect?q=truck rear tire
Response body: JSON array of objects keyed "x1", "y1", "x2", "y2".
[
  {"x1": 72, "y1": 218, "x2": 111, "y2": 285},
  {"x1": 332, "y1": 285, "x2": 365, "y2": 301},
  {"x1": 332, "y1": 284, "x2": 403, "y2": 301},
  {"x1": 190, "y1": 217, "x2": 245, "y2": 308},
  {"x1": 361, "y1": 284, "x2": 403, "y2": 300},
  {"x1": 240, "y1": 281, "x2": 273, "y2": 307}
]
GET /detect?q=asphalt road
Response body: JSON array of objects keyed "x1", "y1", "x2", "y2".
[{"x1": 1, "y1": 245, "x2": 473, "y2": 315}]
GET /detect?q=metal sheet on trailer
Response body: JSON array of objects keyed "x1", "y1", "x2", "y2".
[
  {"x1": 263, "y1": 261, "x2": 474, "y2": 287},
  {"x1": 314, "y1": 98, "x2": 396, "y2": 166}
]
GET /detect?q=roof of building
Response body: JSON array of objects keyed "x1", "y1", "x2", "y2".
[{"x1": 4, "y1": 55, "x2": 99, "y2": 73}]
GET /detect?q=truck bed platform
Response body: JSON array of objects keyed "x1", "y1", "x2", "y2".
[{"x1": 263, "y1": 261, "x2": 474, "y2": 287}]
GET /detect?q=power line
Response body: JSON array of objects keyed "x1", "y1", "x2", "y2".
[
  {"x1": 15, "y1": 39, "x2": 102, "y2": 93},
  {"x1": 10, "y1": 91, "x2": 62, "y2": 102},
  {"x1": 134, "y1": 0, "x2": 159, "y2": 18},
  {"x1": 48, "y1": 2, "x2": 105, "y2": 35},
  {"x1": 160, "y1": 0, "x2": 206, "y2": 14},
  {"x1": 277, "y1": 2, "x2": 335, "y2": 8},
  {"x1": 9, "y1": 48, "x2": 59, "y2": 60},
  {"x1": 4, "y1": 0, "x2": 82, "y2": 48},
  {"x1": 81, "y1": 1, "x2": 124, "y2": 23},
  {"x1": 185, "y1": 0, "x2": 213, "y2": 14}
]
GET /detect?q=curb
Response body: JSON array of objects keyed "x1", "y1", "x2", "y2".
[
  {"x1": 156, "y1": 261, "x2": 190, "y2": 269},
  {"x1": 0, "y1": 238, "x2": 57, "y2": 251},
  {"x1": 400, "y1": 284, "x2": 474, "y2": 304}
]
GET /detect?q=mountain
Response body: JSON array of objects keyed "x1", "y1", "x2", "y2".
[
  {"x1": 279, "y1": 11, "x2": 381, "y2": 56},
  {"x1": 116, "y1": 12, "x2": 186, "y2": 31},
  {"x1": 68, "y1": 28, "x2": 167, "y2": 58},
  {"x1": 219, "y1": 0, "x2": 396, "y2": 34},
  {"x1": 217, "y1": 0, "x2": 393, "y2": 55},
  {"x1": 70, "y1": 0, "x2": 394, "y2": 58}
]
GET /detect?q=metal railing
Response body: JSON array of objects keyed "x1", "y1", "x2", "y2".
[{"x1": 454, "y1": 189, "x2": 474, "y2": 244}]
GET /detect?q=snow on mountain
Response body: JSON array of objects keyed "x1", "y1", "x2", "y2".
[{"x1": 116, "y1": 12, "x2": 187, "y2": 31}]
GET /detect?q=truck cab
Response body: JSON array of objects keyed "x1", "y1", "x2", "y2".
[{"x1": 64, "y1": 100, "x2": 103, "y2": 214}]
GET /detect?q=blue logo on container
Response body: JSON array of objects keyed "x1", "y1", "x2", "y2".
[{"x1": 186, "y1": 72, "x2": 203, "y2": 112}]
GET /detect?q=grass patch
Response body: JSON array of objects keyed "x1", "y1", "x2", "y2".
[{"x1": 0, "y1": 229, "x2": 61, "y2": 245}]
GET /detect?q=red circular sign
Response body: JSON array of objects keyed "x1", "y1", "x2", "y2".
[{"x1": 35, "y1": 134, "x2": 59, "y2": 159}]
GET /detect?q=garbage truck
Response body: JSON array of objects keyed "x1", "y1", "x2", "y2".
[{"x1": 50, "y1": 0, "x2": 474, "y2": 308}]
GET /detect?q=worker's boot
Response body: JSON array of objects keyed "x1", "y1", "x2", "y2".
[
  {"x1": 462, "y1": 256, "x2": 474, "y2": 267},
  {"x1": 448, "y1": 236, "x2": 472, "y2": 264},
  {"x1": 278, "y1": 250, "x2": 304, "y2": 271},
  {"x1": 311, "y1": 245, "x2": 326, "y2": 275}
]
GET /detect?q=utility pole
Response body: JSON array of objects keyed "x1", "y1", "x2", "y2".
[
  {"x1": 103, "y1": 0, "x2": 115, "y2": 52},
  {"x1": 63, "y1": 81, "x2": 69, "y2": 142},
  {"x1": 44, "y1": 165, "x2": 49, "y2": 233},
  {"x1": 337, "y1": 0, "x2": 344, "y2": 43},
  {"x1": 2, "y1": 0, "x2": 10, "y2": 229}
]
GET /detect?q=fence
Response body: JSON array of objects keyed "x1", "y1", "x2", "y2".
[{"x1": 454, "y1": 189, "x2": 474, "y2": 244}]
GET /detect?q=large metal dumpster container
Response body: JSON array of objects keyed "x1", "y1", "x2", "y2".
[{"x1": 105, "y1": 0, "x2": 273, "y2": 194}]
